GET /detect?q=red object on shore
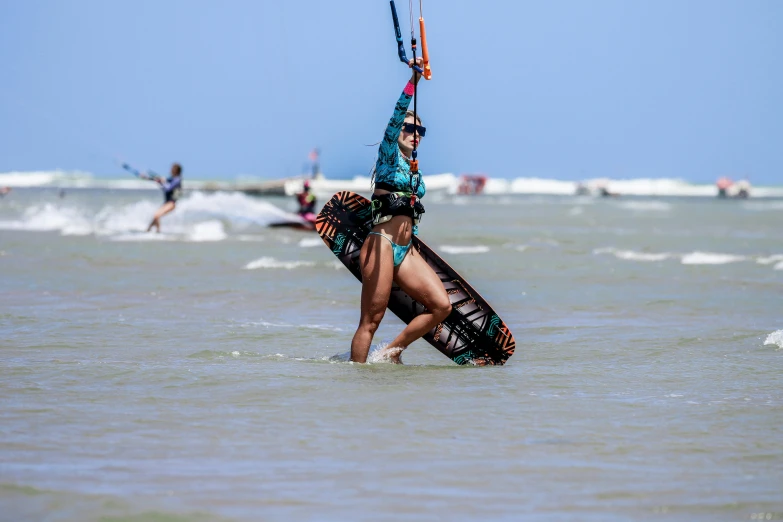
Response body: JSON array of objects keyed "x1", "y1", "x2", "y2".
[
  {"x1": 716, "y1": 177, "x2": 733, "y2": 190},
  {"x1": 457, "y1": 174, "x2": 488, "y2": 195}
]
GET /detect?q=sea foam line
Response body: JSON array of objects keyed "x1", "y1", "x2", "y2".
[
  {"x1": 439, "y1": 245, "x2": 490, "y2": 255},
  {"x1": 680, "y1": 252, "x2": 746, "y2": 265},
  {"x1": 244, "y1": 257, "x2": 316, "y2": 270},
  {"x1": 593, "y1": 248, "x2": 672, "y2": 262},
  {"x1": 764, "y1": 330, "x2": 783, "y2": 349},
  {"x1": 593, "y1": 248, "x2": 781, "y2": 267}
]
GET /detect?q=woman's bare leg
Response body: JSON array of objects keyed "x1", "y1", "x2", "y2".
[
  {"x1": 147, "y1": 201, "x2": 176, "y2": 232},
  {"x1": 384, "y1": 247, "x2": 452, "y2": 362},
  {"x1": 350, "y1": 233, "x2": 395, "y2": 362}
]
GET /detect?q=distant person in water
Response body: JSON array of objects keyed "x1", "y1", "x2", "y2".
[
  {"x1": 734, "y1": 179, "x2": 751, "y2": 199},
  {"x1": 296, "y1": 180, "x2": 317, "y2": 223},
  {"x1": 598, "y1": 183, "x2": 619, "y2": 198},
  {"x1": 0, "y1": 187, "x2": 11, "y2": 197},
  {"x1": 716, "y1": 177, "x2": 733, "y2": 198},
  {"x1": 574, "y1": 182, "x2": 590, "y2": 196},
  {"x1": 147, "y1": 163, "x2": 183, "y2": 233}
]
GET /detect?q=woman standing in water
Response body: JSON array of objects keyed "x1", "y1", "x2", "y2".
[
  {"x1": 350, "y1": 58, "x2": 451, "y2": 363},
  {"x1": 147, "y1": 163, "x2": 183, "y2": 233}
]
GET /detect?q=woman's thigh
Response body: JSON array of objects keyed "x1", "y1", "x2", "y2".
[
  {"x1": 393, "y1": 246, "x2": 449, "y2": 310},
  {"x1": 358, "y1": 233, "x2": 395, "y2": 321},
  {"x1": 155, "y1": 201, "x2": 176, "y2": 218}
]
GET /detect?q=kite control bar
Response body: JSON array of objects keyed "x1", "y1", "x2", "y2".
[
  {"x1": 121, "y1": 162, "x2": 161, "y2": 181},
  {"x1": 419, "y1": 16, "x2": 431, "y2": 80},
  {"x1": 389, "y1": 1, "x2": 424, "y2": 75}
]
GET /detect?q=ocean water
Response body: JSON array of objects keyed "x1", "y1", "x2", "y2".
[{"x1": 1, "y1": 188, "x2": 782, "y2": 521}]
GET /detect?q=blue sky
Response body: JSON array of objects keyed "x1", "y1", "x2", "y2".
[{"x1": 1, "y1": 0, "x2": 780, "y2": 183}]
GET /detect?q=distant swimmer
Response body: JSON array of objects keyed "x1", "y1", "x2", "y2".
[
  {"x1": 0, "y1": 187, "x2": 11, "y2": 197},
  {"x1": 146, "y1": 163, "x2": 183, "y2": 233}
]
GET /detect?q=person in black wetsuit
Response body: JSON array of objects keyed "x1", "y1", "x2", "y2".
[{"x1": 147, "y1": 163, "x2": 183, "y2": 233}]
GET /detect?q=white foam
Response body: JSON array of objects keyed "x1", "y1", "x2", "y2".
[
  {"x1": 617, "y1": 201, "x2": 672, "y2": 212},
  {"x1": 439, "y1": 245, "x2": 490, "y2": 255},
  {"x1": 594, "y1": 248, "x2": 672, "y2": 262},
  {"x1": 94, "y1": 201, "x2": 158, "y2": 235},
  {"x1": 0, "y1": 191, "x2": 305, "y2": 240},
  {"x1": 110, "y1": 231, "x2": 179, "y2": 242},
  {"x1": 756, "y1": 255, "x2": 783, "y2": 266},
  {"x1": 366, "y1": 342, "x2": 403, "y2": 363},
  {"x1": 241, "y1": 320, "x2": 342, "y2": 332},
  {"x1": 243, "y1": 257, "x2": 316, "y2": 270},
  {"x1": 187, "y1": 220, "x2": 227, "y2": 242},
  {"x1": 0, "y1": 170, "x2": 93, "y2": 187},
  {"x1": 507, "y1": 177, "x2": 580, "y2": 195},
  {"x1": 764, "y1": 330, "x2": 783, "y2": 349},
  {"x1": 298, "y1": 237, "x2": 323, "y2": 248},
  {"x1": 178, "y1": 191, "x2": 303, "y2": 228},
  {"x1": 583, "y1": 178, "x2": 713, "y2": 197},
  {"x1": 680, "y1": 252, "x2": 746, "y2": 265},
  {"x1": 0, "y1": 204, "x2": 91, "y2": 232}
]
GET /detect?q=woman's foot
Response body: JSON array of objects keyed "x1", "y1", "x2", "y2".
[
  {"x1": 378, "y1": 344, "x2": 405, "y2": 364},
  {"x1": 367, "y1": 343, "x2": 405, "y2": 364}
]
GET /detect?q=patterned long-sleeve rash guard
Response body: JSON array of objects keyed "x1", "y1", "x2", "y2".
[
  {"x1": 161, "y1": 177, "x2": 182, "y2": 203},
  {"x1": 374, "y1": 81, "x2": 426, "y2": 200}
]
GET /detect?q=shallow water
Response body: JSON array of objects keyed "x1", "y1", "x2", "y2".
[{"x1": 1, "y1": 189, "x2": 782, "y2": 521}]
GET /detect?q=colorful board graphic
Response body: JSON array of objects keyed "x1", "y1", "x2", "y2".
[{"x1": 316, "y1": 191, "x2": 516, "y2": 365}]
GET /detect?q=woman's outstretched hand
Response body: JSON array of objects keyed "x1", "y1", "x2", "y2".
[{"x1": 409, "y1": 57, "x2": 424, "y2": 84}]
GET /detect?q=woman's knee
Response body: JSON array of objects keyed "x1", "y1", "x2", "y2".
[
  {"x1": 359, "y1": 312, "x2": 385, "y2": 335},
  {"x1": 431, "y1": 297, "x2": 452, "y2": 322}
]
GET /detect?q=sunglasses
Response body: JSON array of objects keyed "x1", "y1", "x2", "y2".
[{"x1": 402, "y1": 122, "x2": 426, "y2": 137}]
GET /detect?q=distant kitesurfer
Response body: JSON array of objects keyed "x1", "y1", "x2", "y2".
[
  {"x1": 351, "y1": 57, "x2": 451, "y2": 364},
  {"x1": 296, "y1": 180, "x2": 317, "y2": 224},
  {"x1": 146, "y1": 163, "x2": 183, "y2": 233}
]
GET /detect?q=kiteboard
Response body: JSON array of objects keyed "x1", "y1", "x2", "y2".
[
  {"x1": 269, "y1": 212, "x2": 317, "y2": 231},
  {"x1": 316, "y1": 191, "x2": 515, "y2": 365},
  {"x1": 269, "y1": 221, "x2": 316, "y2": 231}
]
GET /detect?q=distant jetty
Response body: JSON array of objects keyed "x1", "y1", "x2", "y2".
[{"x1": 198, "y1": 178, "x2": 290, "y2": 196}]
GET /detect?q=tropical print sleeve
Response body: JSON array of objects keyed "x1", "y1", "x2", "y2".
[{"x1": 377, "y1": 81, "x2": 415, "y2": 171}]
